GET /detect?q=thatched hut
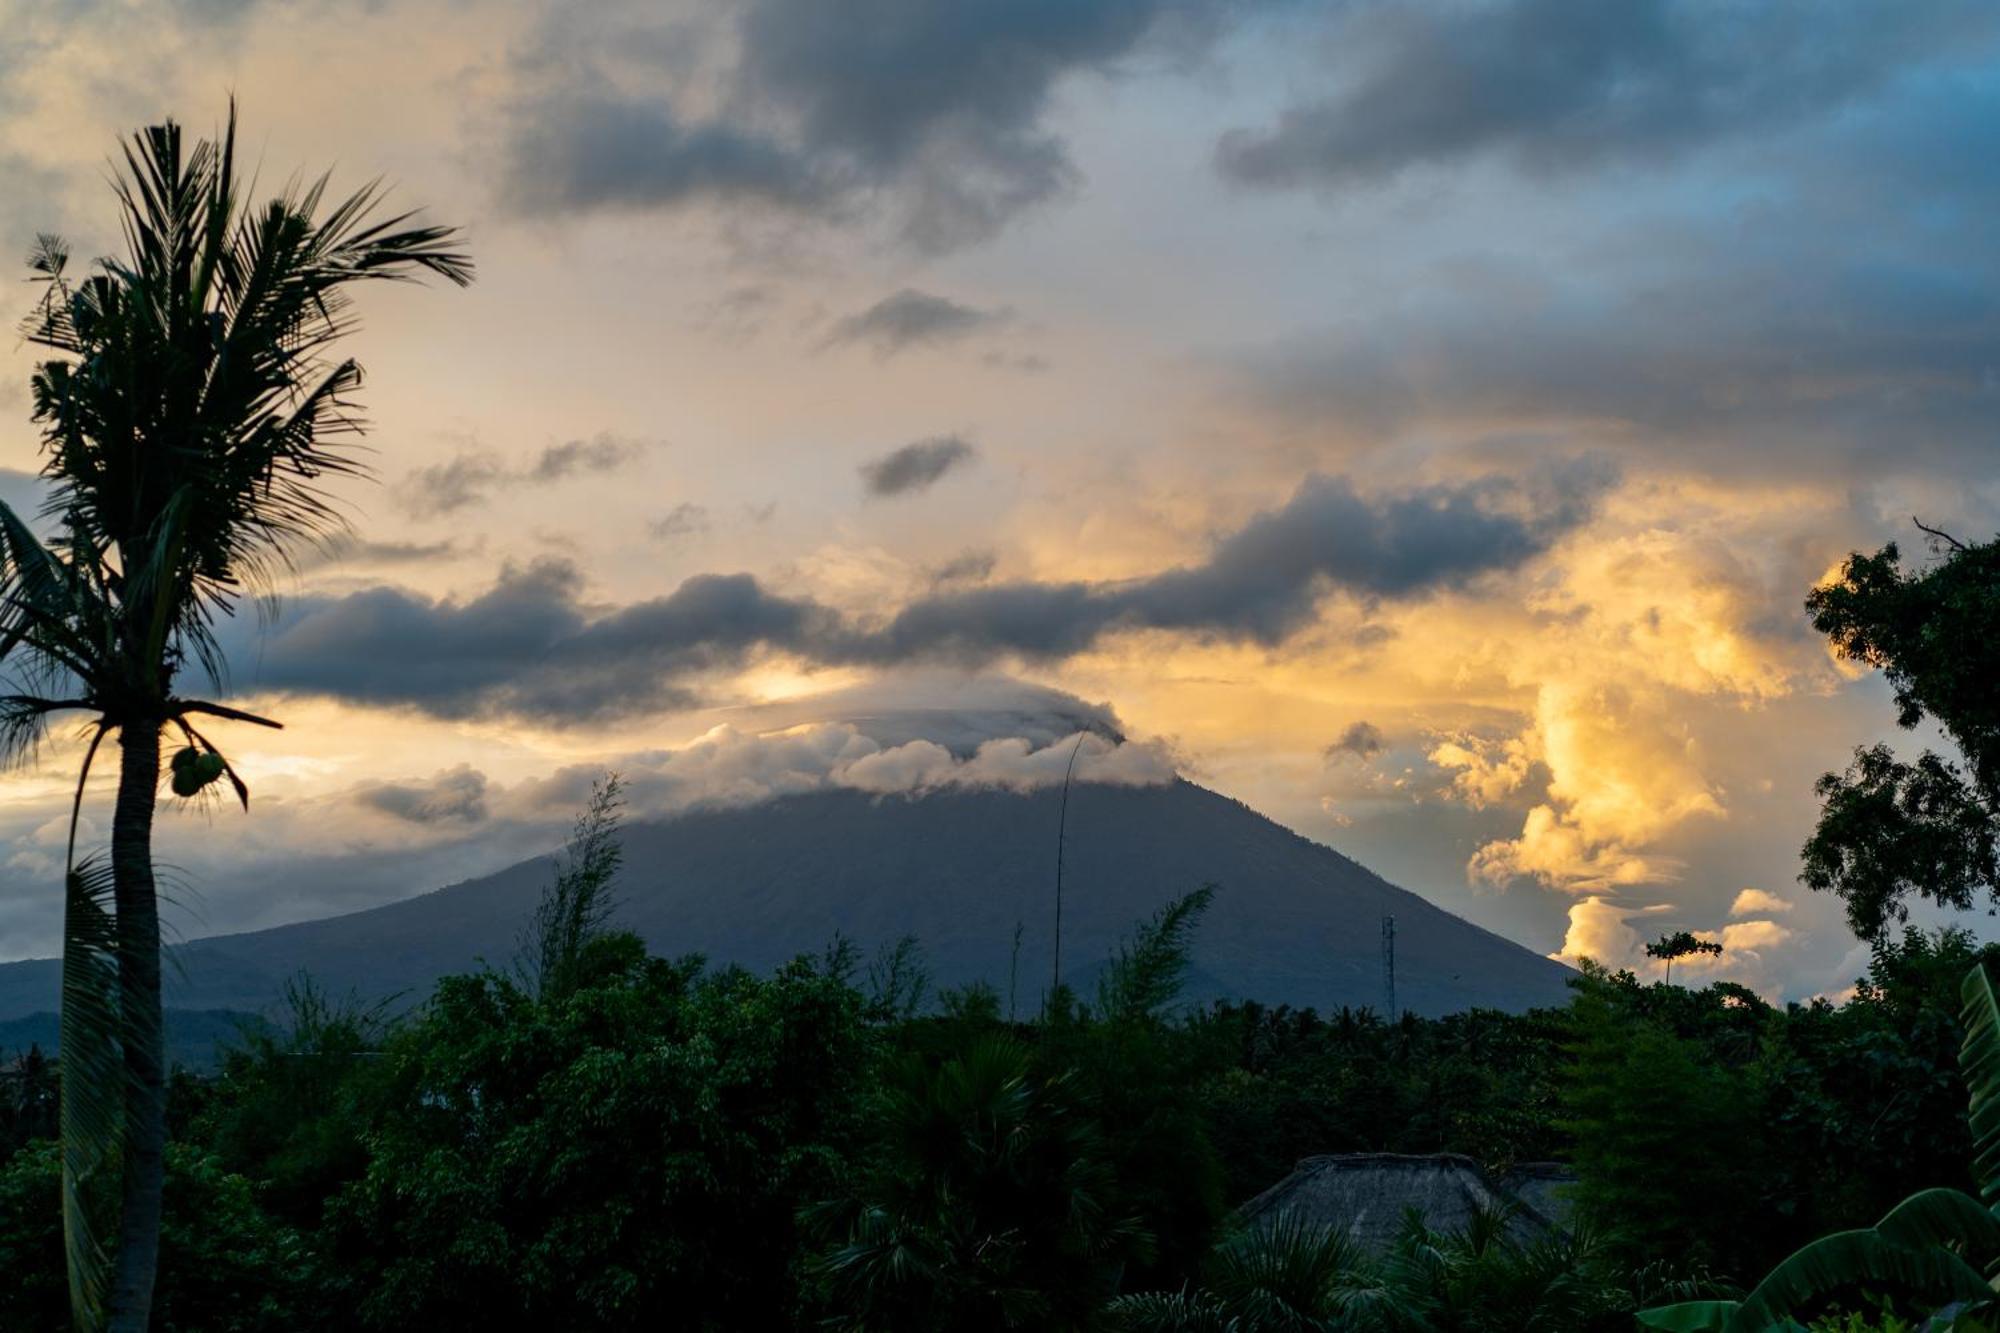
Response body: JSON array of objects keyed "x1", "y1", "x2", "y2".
[
  {"x1": 1498, "y1": 1161, "x2": 1578, "y2": 1230},
  {"x1": 1237, "y1": 1152, "x2": 1564, "y2": 1254}
]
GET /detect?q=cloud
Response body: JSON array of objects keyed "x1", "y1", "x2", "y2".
[
  {"x1": 1444, "y1": 513, "x2": 1816, "y2": 895},
  {"x1": 401, "y1": 453, "x2": 507, "y2": 517},
  {"x1": 402, "y1": 434, "x2": 648, "y2": 516},
  {"x1": 509, "y1": 723, "x2": 1176, "y2": 821},
  {"x1": 497, "y1": 0, "x2": 1221, "y2": 250},
  {"x1": 353, "y1": 765, "x2": 491, "y2": 826},
  {"x1": 739, "y1": 674, "x2": 1130, "y2": 756},
  {"x1": 227, "y1": 560, "x2": 833, "y2": 722},
  {"x1": 691, "y1": 285, "x2": 779, "y2": 342},
  {"x1": 529, "y1": 434, "x2": 647, "y2": 482},
  {"x1": 1730, "y1": 887, "x2": 1795, "y2": 918},
  {"x1": 860, "y1": 436, "x2": 980, "y2": 497},
  {"x1": 1217, "y1": 0, "x2": 2000, "y2": 189},
  {"x1": 0, "y1": 469, "x2": 47, "y2": 527},
  {"x1": 1230, "y1": 108, "x2": 2000, "y2": 480},
  {"x1": 1431, "y1": 732, "x2": 1536, "y2": 807},
  {"x1": 1326, "y1": 721, "x2": 1385, "y2": 762},
  {"x1": 293, "y1": 538, "x2": 468, "y2": 574},
  {"x1": 0, "y1": 677, "x2": 1163, "y2": 956},
  {"x1": 824, "y1": 289, "x2": 1010, "y2": 355},
  {"x1": 1549, "y1": 895, "x2": 1669, "y2": 967},
  {"x1": 502, "y1": 92, "x2": 835, "y2": 217},
  {"x1": 225, "y1": 468, "x2": 1606, "y2": 722},
  {"x1": 1719, "y1": 918, "x2": 1794, "y2": 953},
  {"x1": 927, "y1": 550, "x2": 998, "y2": 587},
  {"x1": 649, "y1": 503, "x2": 712, "y2": 541},
  {"x1": 859, "y1": 463, "x2": 1612, "y2": 661}
]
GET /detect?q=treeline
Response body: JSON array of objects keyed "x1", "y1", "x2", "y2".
[{"x1": 0, "y1": 853, "x2": 1985, "y2": 1330}]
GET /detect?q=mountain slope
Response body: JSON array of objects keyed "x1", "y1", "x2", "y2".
[{"x1": 0, "y1": 779, "x2": 1572, "y2": 1023}]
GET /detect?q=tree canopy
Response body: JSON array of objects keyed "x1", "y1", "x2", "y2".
[{"x1": 1803, "y1": 531, "x2": 2000, "y2": 940}]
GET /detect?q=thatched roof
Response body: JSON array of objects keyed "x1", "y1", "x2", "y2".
[
  {"x1": 1237, "y1": 1152, "x2": 1563, "y2": 1254},
  {"x1": 1498, "y1": 1161, "x2": 1578, "y2": 1229}
]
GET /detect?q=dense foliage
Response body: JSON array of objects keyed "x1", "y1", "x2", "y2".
[{"x1": 2, "y1": 899, "x2": 1991, "y2": 1329}]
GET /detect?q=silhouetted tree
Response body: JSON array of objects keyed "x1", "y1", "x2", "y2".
[
  {"x1": 1644, "y1": 932, "x2": 1724, "y2": 986},
  {"x1": 521, "y1": 774, "x2": 626, "y2": 1002},
  {"x1": 1803, "y1": 527, "x2": 2000, "y2": 941},
  {"x1": 4, "y1": 104, "x2": 468, "y2": 1329}
]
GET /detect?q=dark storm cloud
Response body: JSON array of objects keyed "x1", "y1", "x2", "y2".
[
  {"x1": 228, "y1": 468, "x2": 1606, "y2": 722},
  {"x1": 857, "y1": 463, "x2": 1611, "y2": 661},
  {"x1": 1217, "y1": 0, "x2": 2000, "y2": 188},
  {"x1": 502, "y1": 94, "x2": 835, "y2": 216},
  {"x1": 1216, "y1": 3, "x2": 2000, "y2": 480},
  {"x1": 1326, "y1": 721, "x2": 1386, "y2": 762},
  {"x1": 353, "y1": 765, "x2": 491, "y2": 825},
  {"x1": 860, "y1": 437, "x2": 980, "y2": 497},
  {"x1": 499, "y1": 0, "x2": 1226, "y2": 249},
  {"x1": 1238, "y1": 248, "x2": 2000, "y2": 473},
  {"x1": 235, "y1": 559, "x2": 593, "y2": 714},
  {"x1": 231, "y1": 561, "x2": 839, "y2": 722},
  {"x1": 824, "y1": 289, "x2": 1010, "y2": 355}
]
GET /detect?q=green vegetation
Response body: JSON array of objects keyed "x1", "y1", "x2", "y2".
[{"x1": 4, "y1": 791, "x2": 1995, "y2": 1328}]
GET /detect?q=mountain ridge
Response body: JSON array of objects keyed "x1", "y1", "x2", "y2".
[{"x1": 0, "y1": 778, "x2": 1573, "y2": 1024}]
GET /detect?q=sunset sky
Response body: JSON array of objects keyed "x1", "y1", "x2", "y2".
[{"x1": 0, "y1": 0, "x2": 1996, "y2": 998}]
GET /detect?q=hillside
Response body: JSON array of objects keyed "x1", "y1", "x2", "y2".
[{"x1": 0, "y1": 779, "x2": 1573, "y2": 1027}]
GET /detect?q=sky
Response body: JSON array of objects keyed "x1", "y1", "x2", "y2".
[{"x1": 0, "y1": 0, "x2": 1996, "y2": 999}]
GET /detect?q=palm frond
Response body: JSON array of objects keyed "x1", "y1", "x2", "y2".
[
  {"x1": 0, "y1": 498, "x2": 104, "y2": 695},
  {"x1": 59, "y1": 854, "x2": 122, "y2": 1333},
  {"x1": 1103, "y1": 1289, "x2": 1234, "y2": 1332},
  {"x1": 1096, "y1": 885, "x2": 1217, "y2": 1023},
  {"x1": 22, "y1": 103, "x2": 472, "y2": 661}
]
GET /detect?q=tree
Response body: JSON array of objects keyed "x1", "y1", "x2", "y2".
[
  {"x1": 1561, "y1": 967, "x2": 1765, "y2": 1273},
  {"x1": 0, "y1": 1143, "x2": 316, "y2": 1333},
  {"x1": 329, "y1": 950, "x2": 867, "y2": 1331},
  {"x1": 520, "y1": 774, "x2": 626, "y2": 1002},
  {"x1": 1645, "y1": 932, "x2": 1725, "y2": 987},
  {"x1": 4, "y1": 106, "x2": 468, "y2": 1328},
  {"x1": 807, "y1": 1035, "x2": 1151, "y2": 1332},
  {"x1": 1638, "y1": 963, "x2": 2000, "y2": 1330},
  {"x1": 1802, "y1": 531, "x2": 2000, "y2": 941}
]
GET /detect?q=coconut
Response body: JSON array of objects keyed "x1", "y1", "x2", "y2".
[{"x1": 170, "y1": 747, "x2": 226, "y2": 796}]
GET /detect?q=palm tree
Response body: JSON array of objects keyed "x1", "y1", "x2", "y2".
[{"x1": 3, "y1": 105, "x2": 470, "y2": 1330}]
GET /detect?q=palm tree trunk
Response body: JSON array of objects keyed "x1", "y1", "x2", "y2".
[{"x1": 107, "y1": 718, "x2": 163, "y2": 1332}]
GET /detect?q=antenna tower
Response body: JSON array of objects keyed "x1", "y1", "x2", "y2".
[{"x1": 1381, "y1": 915, "x2": 1397, "y2": 1022}]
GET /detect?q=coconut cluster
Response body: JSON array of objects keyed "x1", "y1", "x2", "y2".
[{"x1": 169, "y1": 745, "x2": 225, "y2": 798}]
